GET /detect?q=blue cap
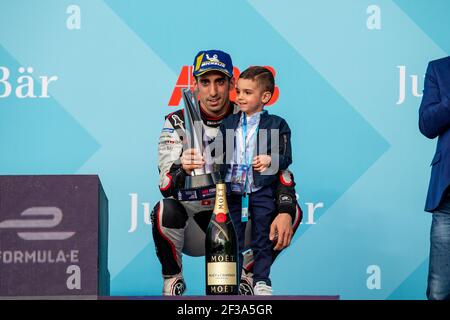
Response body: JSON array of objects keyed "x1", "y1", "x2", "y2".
[{"x1": 193, "y1": 50, "x2": 233, "y2": 78}]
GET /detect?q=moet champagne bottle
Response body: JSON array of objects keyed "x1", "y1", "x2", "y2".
[{"x1": 205, "y1": 180, "x2": 239, "y2": 295}]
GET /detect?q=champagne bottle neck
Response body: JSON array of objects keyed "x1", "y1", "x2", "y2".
[{"x1": 213, "y1": 183, "x2": 228, "y2": 216}]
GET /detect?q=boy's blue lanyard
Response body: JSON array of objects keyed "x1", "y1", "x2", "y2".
[{"x1": 241, "y1": 113, "x2": 258, "y2": 222}]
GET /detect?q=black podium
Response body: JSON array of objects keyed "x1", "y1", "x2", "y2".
[{"x1": 0, "y1": 175, "x2": 109, "y2": 299}]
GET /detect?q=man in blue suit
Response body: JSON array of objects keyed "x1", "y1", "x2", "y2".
[{"x1": 419, "y1": 56, "x2": 450, "y2": 300}]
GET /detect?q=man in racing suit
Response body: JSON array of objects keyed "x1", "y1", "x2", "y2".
[{"x1": 151, "y1": 49, "x2": 303, "y2": 295}]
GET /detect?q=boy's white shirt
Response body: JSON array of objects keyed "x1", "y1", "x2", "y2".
[{"x1": 226, "y1": 111, "x2": 263, "y2": 193}]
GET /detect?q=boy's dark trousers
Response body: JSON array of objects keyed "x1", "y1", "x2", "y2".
[{"x1": 228, "y1": 185, "x2": 276, "y2": 286}]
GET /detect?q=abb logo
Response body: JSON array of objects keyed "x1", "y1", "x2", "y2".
[{"x1": 168, "y1": 66, "x2": 280, "y2": 106}]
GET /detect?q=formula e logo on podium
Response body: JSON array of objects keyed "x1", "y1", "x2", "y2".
[{"x1": 0, "y1": 207, "x2": 75, "y2": 240}]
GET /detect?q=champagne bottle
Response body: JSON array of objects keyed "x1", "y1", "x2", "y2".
[{"x1": 205, "y1": 178, "x2": 239, "y2": 295}]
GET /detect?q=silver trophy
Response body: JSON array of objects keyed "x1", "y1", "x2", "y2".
[{"x1": 182, "y1": 88, "x2": 215, "y2": 189}]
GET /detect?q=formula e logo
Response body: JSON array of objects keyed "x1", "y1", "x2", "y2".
[{"x1": 0, "y1": 207, "x2": 75, "y2": 240}]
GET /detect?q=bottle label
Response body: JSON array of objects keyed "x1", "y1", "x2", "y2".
[{"x1": 207, "y1": 262, "x2": 237, "y2": 285}]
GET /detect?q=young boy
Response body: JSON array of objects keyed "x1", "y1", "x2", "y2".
[{"x1": 216, "y1": 66, "x2": 292, "y2": 295}]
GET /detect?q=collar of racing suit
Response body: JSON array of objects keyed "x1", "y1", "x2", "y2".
[{"x1": 199, "y1": 101, "x2": 235, "y2": 127}]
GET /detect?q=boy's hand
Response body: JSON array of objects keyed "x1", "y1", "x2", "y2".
[
  {"x1": 181, "y1": 148, "x2": 205, "y2": 175},
  {"x1": 253, "y1": 155, "x2": 271, "y2": 172}
]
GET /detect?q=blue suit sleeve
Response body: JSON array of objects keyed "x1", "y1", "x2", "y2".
[
  {"x1": 419, "y1": 62, "x2": 450, "y2": 139},
  {"x1": 276, "y1": 119, "x2": 292, "y2": 170}
]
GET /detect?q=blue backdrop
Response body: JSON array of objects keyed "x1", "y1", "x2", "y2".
[{"x1": 1, "y1": 0, "x2": 449, "y2": 299}]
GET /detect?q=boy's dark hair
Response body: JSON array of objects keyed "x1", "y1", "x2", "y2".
[{"x1": 239, "y1": 66, "x2": 275, "y2": 95}]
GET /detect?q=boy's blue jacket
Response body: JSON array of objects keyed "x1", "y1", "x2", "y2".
[{"x1": 216, "y1": 110, "x2": 292, "y2": 188}]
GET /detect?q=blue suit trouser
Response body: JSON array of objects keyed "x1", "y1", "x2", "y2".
[
  {"x1": 228, "y1": 185, "x2": 275, "y2": 286},
  {"x1": 428, "y1": 192, "x2": 450, "y2": 300}
]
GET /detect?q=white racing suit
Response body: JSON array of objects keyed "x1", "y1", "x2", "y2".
[{"x1": 151, "y1": 102, "x2": 303, "y2": 278}]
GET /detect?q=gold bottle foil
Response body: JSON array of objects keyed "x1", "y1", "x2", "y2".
[{"x1": 213, "y1": 183, "x2": 228, "y2": 215}]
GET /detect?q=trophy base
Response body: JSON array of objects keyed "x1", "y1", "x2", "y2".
[{"x1": 185, "y1": 173, "x2": 215, "y2": 189}]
